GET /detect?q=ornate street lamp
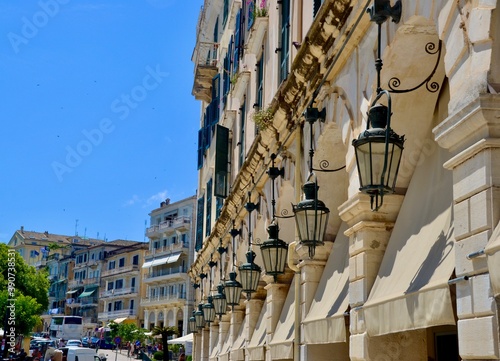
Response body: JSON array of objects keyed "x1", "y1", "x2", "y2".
[
  {"x1": 194, "y1": 303, "x2": 205, "y2": 329},
  {"x1": 293, "y1": 176, "x2": 330, "y2": 258},
  {"x1": 238, "y1": 195, "x2": 262, "y2": 298},
  {"x1": 352, "y1": 0, "x2": 405, "y2": 211},
  {"x1": 202, "y1": 295, "x2": 216, "y2": 324},
  {"x1": 224, "y1": 271, "x2": 242, "y2": 306},
  {"x1": 188, "y1": 310, "x2": 196, "y2": 333},
  {"x1": 260, "y1": 154, "x2": 288, "y2": 281},
  {"x1": 260, "y1": 222, "x2": 288, "y2": 282},
  {"x1": 212, "y1": 283, "x2": 228, "y2": 317}
]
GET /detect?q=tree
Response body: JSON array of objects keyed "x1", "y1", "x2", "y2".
[
  {"x1": 151, "y1": 326, "x2": 178, "y2": 361},
  {"x1": 0, "y1": 244, "x2": 49, "y2": 357}
]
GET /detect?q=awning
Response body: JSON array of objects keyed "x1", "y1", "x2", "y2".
[
  {"x1": 114, "y1": 317, "x2": 127, "y2": 324},
  {"x1": 167, "y1": 333, "x2": 193, "y2": 345},
  {"x1": 485, "y1": 221, "x2": 500, "y2": 296},
  {"x1": 218, "y1": 334, "x2": 231, "y2": 361},
  {"x1": 209, "y1": 333, "x2": 219, "y2": 361},
  {"x1": 363, "y1": 146, "x2": 456, "y2": 336},
  {"x1": 78, "y1": 286, "x2": 98, "y2": 298},
  {"x1": 302, "y1": 223, "x2": 350, "y2": 344},
  {"x1": 247, "y1": 302, "x2": 267, "y2": 361},
  {"x1": 142, "y1": 254, "x2": 182, "y2": 268},
  {"x1": 66, "y1": 289, "x2": 80, "y2": 295},
  {"x1": 230, "y1": 321, "x2": 246, "y2": 361},
  {"x1": 269, "y1": 275, "x2": 297, "y2": 360}
]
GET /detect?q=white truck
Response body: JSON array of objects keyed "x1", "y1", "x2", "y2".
[{"x1": 59, "y1": 346, "x2": 108, "y2": 361}]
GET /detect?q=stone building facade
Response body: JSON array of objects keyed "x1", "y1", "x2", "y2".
[{"x1": 190, "y1": 1, "x2": 500, "y2": 361}]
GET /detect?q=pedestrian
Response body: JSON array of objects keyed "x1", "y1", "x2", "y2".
[{"x1": 130, "y1": 343, "x2": 135, "y2": 358}]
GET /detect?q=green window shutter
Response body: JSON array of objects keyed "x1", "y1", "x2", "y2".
[
  {"x1": 195, "y1": 196, "x2": 205, "y2": 251},
  {"x1": 197, "y1": 128, "x2": 204, "y2": 170},
  {"x1": 223, "y1": 0, "x2": 229, "y2": 27},
  {"x1": 206, "y1": 179, "x2": 213, "y2": 237},
  {"x1": 214, "y1": 125, "x2": 229, "y2": 198},
  {"x1": 313, "y1": 0, "x2": 322, "y2": 17},
  {"x1": 280, "y1": 0, "x2": 290, "y2": 83}
]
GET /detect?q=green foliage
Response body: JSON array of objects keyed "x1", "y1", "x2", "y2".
[
  {"x1": 153, "y1": 351, "x2": 164, "y2": 360},
  {"x1": 252, "y1": 107, "x2": 274, "y2": 130},
  {"x1": 186, "y1": 356, "x2": 192, "y2": 361},
  {"x1": 0, "y1": 244, "x2": 49, "y2": 337}
]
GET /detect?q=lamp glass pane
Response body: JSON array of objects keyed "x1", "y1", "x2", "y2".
[{"x1": 356, "y1": 140, "x2": 386, "y2": 188}]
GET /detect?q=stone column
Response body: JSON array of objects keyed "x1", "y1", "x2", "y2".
[
  {"x1": 218, "y1": 315, "x2": 230, "y2": 357},
  {"x1": 144, "y1": 309, "x2": 149, "y2": 330},
  {"x1": 434, "y1": 94, "x2": 500, "y2": 360},
  {"x1": 194, "y1": 333, "x2": 202, "y2": 361},
  {"x1": 245, "y1": 298, "x2": 264, "y2": 345},
  {"x1": 209, "y1": 322, "x2": 219, "y2": 359},
  {"x1": 339, "y1": 194, "x2": 404, "y2": 361}
]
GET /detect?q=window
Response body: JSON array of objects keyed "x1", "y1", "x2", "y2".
[
  {"x1": 279, "y1": 0, "x2": 291, "y2": 83},
  {"x1": 91, "y1": 253, "x2": 95, "y2": 260},
  {"x1": 108, "y1": 303, "x2": 112, "y2": 312},
  {"x1": 313, "y1": 0, "x2": 324, "y2": 17},
  {"x1": 163, "y1": 239, "x2": 168, "y2": 247},
  {"x1": 223, "y1": 0, "x2": 229, "y2": 27},
  {"x1": 114, "y1": 301, "x2": 122, "y2": 311},
  {"x1": 239, "y1": 100, "x2": 246, "y2": 168},
  {"x1": 195, "y1": 196, "x2": 205, "y2": 251},
  {"x1": 130, "y1": 300, "x2": 134, "y2": 310},
  {"x1": 83, "y1": 254, "x2": 87, "y2": 262},
  {"x1": 172, "y1": 236, "x2": 177, "y2": 244},
  {"x1": 233, "y1": 9, "x2": 242, "y2": 73},
  {"x1": 107, "y1": 282, "x2": 114, "y2": 291},
  {"x1": 216, "y1": 197, "x2": 224, "y2": 219},
  {"x1": 119, "y1": 258, "x2": 125, "y2": 267},
  {"x1": 132, "y1": 255, "x2": 139, "y2": 265},
  {"x1": 115, "y1": 279, "x2": 123, "y2": 289},
  {"x1": 131, "y1": 278, "x2": 136, "y2": 288},
  {"x1": 108, "y1": 261, "x2": 115, "y2": 270},
  {"x1": 206, "y1": 179, "x2": 213, "y2": 237},
  {"x1": 181, "y1": 234, "x2": 187, "y2": 245},
  {"x1": 256, "y1": 55, "x2": 264, "y2": 110},
  {"x1": 214, "y1": 125, "x2": 229, "y2": 198}
]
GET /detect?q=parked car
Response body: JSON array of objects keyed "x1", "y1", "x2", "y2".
[
  {"x1": 95, "y1": 339, "x2": 116, "y2": 350},
  {"x1": 82, "y1": 337, "x2": 99, "y2": 348},
  {"x1": 66, "y1": 339, "x2": 83, "y2": 347}
]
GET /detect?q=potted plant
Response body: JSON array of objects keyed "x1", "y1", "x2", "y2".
[{"x1": 252, "y1": 107, "x2": 274, "y2": 130}]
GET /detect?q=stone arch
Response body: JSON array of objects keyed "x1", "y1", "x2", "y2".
[{"x1": 167, "y1": 310, "x2": 174, "y2": 326}]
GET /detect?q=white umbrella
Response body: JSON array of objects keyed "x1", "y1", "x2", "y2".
[{"x1": 167, "y1": 334, "x2": 193, "y2": 345}]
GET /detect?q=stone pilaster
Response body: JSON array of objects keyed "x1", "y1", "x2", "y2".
[
  {"x1": 434, "y1": 93, "x2": 500, "y2": 360},
  {"x1": 209, "y1": 322, "x2": 219, "y2": 359},
  {"x1": 201, "y1": 328, "x2": 210, "y2": 361},
  {"x1": 245, "y1": 298, "x2": 264, "y2": 344},
  {"x1": 339, "y1": 193, "x2": 403, "y2": 361},
  {"x1": 194, "y1": 333, "x2": 202, "y2": 361},
  {"x1": 264, "y1": 281, "x2": 289, "y2": 360},
  {"x1": 218, "y1": 315, "x2": 230, "y2": 357}
]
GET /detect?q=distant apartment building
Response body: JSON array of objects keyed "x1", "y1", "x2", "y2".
[
  {"x1": 98, "y1": 241, "x2": 148, "y2": 328},
  {"x1": 7, "y1": 228, "x2": 103, "y2": 332},
  {"x1": 141, "y1": 196, "x2": 196, "y2": 335}
]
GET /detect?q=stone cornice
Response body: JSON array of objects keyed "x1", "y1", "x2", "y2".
[{"x1": 189, "y1": 0, "x2": 359, "y2": 281}]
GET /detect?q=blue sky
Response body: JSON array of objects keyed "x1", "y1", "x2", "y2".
[{"x1": 0, "y1": 0, "x2": 203, "y2": 243}]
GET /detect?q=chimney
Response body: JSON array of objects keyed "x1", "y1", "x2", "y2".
[
  {"x1": 44, "y1": 231, "x2": 49, "y2": 236},
  {"x1": 20, "y1": 226, "x2": 24, "y2": 233}
]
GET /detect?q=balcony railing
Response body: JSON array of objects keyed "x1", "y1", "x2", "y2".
[
  {"x1": 143, "y1": 266, "x2": 187, "y2": 281},
  {"x1": 145, "y1": 242, "x2": 186, "y2": 257},
  {"x1": 99, "y1": 287, "x2": 137, "y2": 298},
  {"x1": 101, "y1": 264, "x2": 140, "y2": 277},
  {"x1": 140, "y1": 293, "x2": 186, "y2": 305},
  {"x1": 68, "y1": 277, "x2": 100, "y2": 289},
  {"x1": 146, "y1": 217, "x2": 191, "y2": 238},
  {"x1": 98, "y1": 309, "x2": 137, "y2": 320}
]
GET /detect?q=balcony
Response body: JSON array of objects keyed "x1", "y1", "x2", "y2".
[
  {"x1": 82, "y1": 317, "x2": 98, "y2": 325},
  {"x1": 68, "y1": 277, "x2": 100, "y2": 289},
  {"x1": 101, "y1": 264, "x2": 140, "y2": 278},
  {"x1": 146, "y1": 225, "x2": 160, "y2": 238},
  {"x1": 99, "y1": 287, "x2": 138, "y2": 299},
  {"x1": 246, "y1": 16, "x2": 269, "y2": 55},
  {"x1": 140, "y1": 293, "x2": 187, "y2": 307},
  {"x1": 192, "y1": 41, "x2": 219, "y2": 103},
  {"x1": 98, "y1": 309, "x2": 138, "y2": 321},
  {"x1": 66, "y1": 298, "x2": 98, "y2": 309},
  {"x1": 34, "y1": 259, "x2": 47, "y2": 268},
  {"x1": 142, "y1": 266, "x2": 188, "y2": 283},
  {"x1": 145, "y1": 242, "x2": 186, "y2": 257}
]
